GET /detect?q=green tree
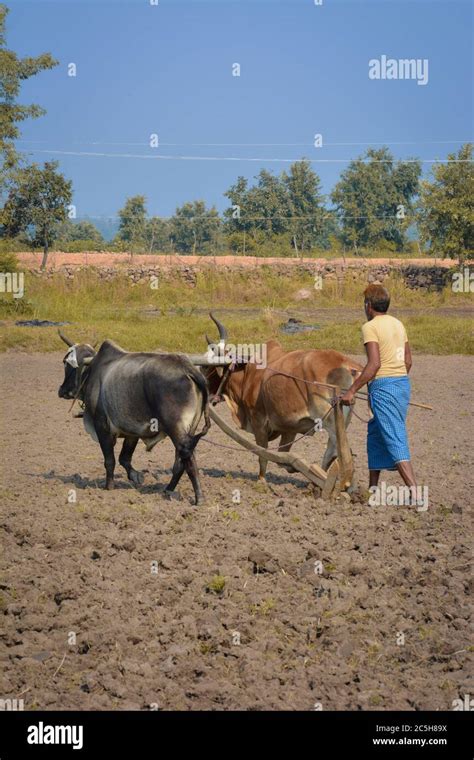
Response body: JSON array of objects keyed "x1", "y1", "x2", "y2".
[
  {"x1": 282, "y1": 159, "x2": 328, "y2": 252},
  {"x1": 223, "y1": 176, "x2": 253, "y2": 235},
  {"x1": 146, "y1": 216, "x2": 171, "y2": 253},
  {"x1": 418, "y1": 143, "x2": 474, "y2": 264},
  {"x1": 224, "y1": 170, "x2": 290, "y2": 239},
  {"x1": 224, "y1": 163, "x2": 335, "y2": 254},
  {"x1": 116, "y1": 195, "x2": 148, "y2": 252},
  {"x1": 170, "y1": 200, "x2": 220, "y2": 254},
  {"x1": 331, "y1": 147, "x2": 421, "y2": 252},
  {"x1": 0, "y1": 4, "x2": 58, "y2": 207},
  {"x1": 69, "y1": 220, "x2": 104, "y2": 244},
  {"x1": 56, "y1": 219, "x2": 104, "y2": 245},
  {"x1": 2, "y1": 160, "x2": 72, "y2": 268},
  {"x1": 115, "y1": 199, "x2": 178, "y2": 253},
  {"x1": 247, "y1": 169, "x2": 290, "y2": 237}
]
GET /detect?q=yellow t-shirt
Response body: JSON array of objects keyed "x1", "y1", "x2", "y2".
[{"x1": 362, "y1": 314, "x2": 408, "y2": 378}]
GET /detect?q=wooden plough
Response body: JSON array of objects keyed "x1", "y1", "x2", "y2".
[{"x1": 208, "y1": 390, "x2": 354, "y2": 499}]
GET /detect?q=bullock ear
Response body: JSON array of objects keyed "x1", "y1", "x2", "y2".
[
  {"x1": 58, "y1": 329, "x2": 74, "y2": 347},
  {"x1": 82, "y1": 356, "x2": 94, "y2": 366}
]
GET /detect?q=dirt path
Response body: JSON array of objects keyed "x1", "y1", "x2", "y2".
[
  {"x1": 0, "y1": 353, "x2": 472, "y2": 710},
  {"x1": 160, "y1": 306, "x2": 474, "y2": 322},
  {"x1": 17, "y1": 253, "x2": 463, "y2": 269}
]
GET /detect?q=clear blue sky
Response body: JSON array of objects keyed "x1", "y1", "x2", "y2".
[{"x1": 8, "y1": 0, "x2": 473, "y2": 224}]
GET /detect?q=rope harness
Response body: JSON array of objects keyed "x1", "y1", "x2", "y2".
[
  {"x1": 261, "y1": 366, "x2": 371, "y2": 424},
  {"x1": 69, "y1": 357, "x2": 372, "y2": 453},
  {"x1": 204, "y1": 365, "x2": 370, "y2": 452},
  {"x1": 67, "y1": 366, "x2": 90, "y2": 414},
  {"x1": 202, "y1": 394, "x2": 341, "y2": 453}
]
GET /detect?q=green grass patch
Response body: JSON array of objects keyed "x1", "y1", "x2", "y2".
[
  {"x1": 288, "y1": 315, "x2": 473, "y2": 355},
  {"x1": 206, "y1": 575, "x2": 226, "y2": 594},
  {"x1": 1, "y1": 313, "x2": 471, "y2": 355}
]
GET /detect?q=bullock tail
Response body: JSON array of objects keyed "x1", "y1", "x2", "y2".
[{"x1": 179, "y1": 368, "x2": 210, "y2": 459}]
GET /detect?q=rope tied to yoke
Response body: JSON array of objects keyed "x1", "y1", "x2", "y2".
[
  {"x1": 67, "y1": 365, "x2": 90, "y2": 415},
  {"x1": 204, "y1": 362, "x2": 376, "y2": 451},
  {"x1": 204, "y1": 389, "x2": 344, "y2": 453}
]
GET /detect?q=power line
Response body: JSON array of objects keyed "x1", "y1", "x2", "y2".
[
  {"x1": 16, "y1": 139, "x2": 472, "y2": 147},
  {"x1": 27, "y1": 149, "x2": 472, "y2": 163},
  {"x1": 64, "y1": 213, "x2": 423, "y2": 222}
]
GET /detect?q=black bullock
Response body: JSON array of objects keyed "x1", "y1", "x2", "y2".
[{"x1": 58, "y1": 332, "x2": 220, "y2": 505}]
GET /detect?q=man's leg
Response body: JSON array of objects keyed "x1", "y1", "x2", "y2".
[
  {"x1": 369, "y1": 469, "x2": 381, "y2": 488},
  {"x1": 367, "y1": 416, "x2": 384, "y2": 490},
  {"x1": 396, "y1": 460, "x2": 416, "y2": 488},
  {"x1": 396, "y1": 459, "x2": 422, "y2": 507}
]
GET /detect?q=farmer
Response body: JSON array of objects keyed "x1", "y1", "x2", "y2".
[{"x1": 339, "y1": 283, "x2": 418, "y2": 496}]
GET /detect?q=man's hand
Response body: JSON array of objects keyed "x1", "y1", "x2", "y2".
[
  {"x1": 339, "y1": 341, "x2": 380, "y2": 404},
  {"x1": 339, "y1": 389, "x2": 356, "y2": 406}
]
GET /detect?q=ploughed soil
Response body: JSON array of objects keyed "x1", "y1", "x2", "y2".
[{"x1": 0, "y1": 352, "x2": 472, "y2": 711}]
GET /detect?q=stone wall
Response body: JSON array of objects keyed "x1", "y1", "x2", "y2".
[
  {"x1": 312, "y1": 262, "x2": 458, "y2": 290},
  {"x1": 24, "y1": 259, "x2": 464, "y2": 291}
]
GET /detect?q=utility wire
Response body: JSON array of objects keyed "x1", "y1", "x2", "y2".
[{"x1": 27, "y1": 149, "x2": 472, "y2": 163}]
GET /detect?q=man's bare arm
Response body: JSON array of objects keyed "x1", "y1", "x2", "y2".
[
  {"x1": 340, "y1": 342, "x2": 380, "y2": 404},
  {"x1": 405, "y1": 341, "x2": 412, "y2": 374}
]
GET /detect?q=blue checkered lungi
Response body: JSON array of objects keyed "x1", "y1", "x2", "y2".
[{"x1": 367, "y1": 376, "x2": 411, "y2": 471}]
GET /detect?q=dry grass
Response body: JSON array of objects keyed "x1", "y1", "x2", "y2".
[{"x1": 0, "y1": 269, "x2": 472, "y2": 354}]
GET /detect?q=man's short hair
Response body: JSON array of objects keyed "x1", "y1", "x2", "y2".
[{"x1": 364, "y1": 284, "x2": 390, "y2": 313}]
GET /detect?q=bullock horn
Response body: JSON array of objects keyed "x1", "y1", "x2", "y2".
[
  {"x1": 209, "y1": 313, "x2": 228, "y2": 343},
  {"x1": 186, "y1": 353, "x2": 232, "y2": 367},
  {"x1": 58, "y1": 329, "x2": 74, "y2": 347}
]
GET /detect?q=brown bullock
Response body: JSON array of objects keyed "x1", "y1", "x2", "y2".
[{"x1": 204, "y1": 315, "x2": 363, "y2": 482}]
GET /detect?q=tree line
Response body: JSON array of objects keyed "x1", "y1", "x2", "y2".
[
  {"x1": 111, "y1": 147, "x2": 471, "y2": 259},
  {"x1": 0, "y1": 4, "x2": 472, "y2": 267}
]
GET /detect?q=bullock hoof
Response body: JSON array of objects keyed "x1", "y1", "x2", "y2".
[
  {"x1": 129, "y1": 470, "x2": 145, "y2": 486},
  {"x1": 163, "y1": 489, "x2": 182, "y2": 502},
  {"x1": 105, "y1": 480, "x2": 115, "y2": 490}
]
